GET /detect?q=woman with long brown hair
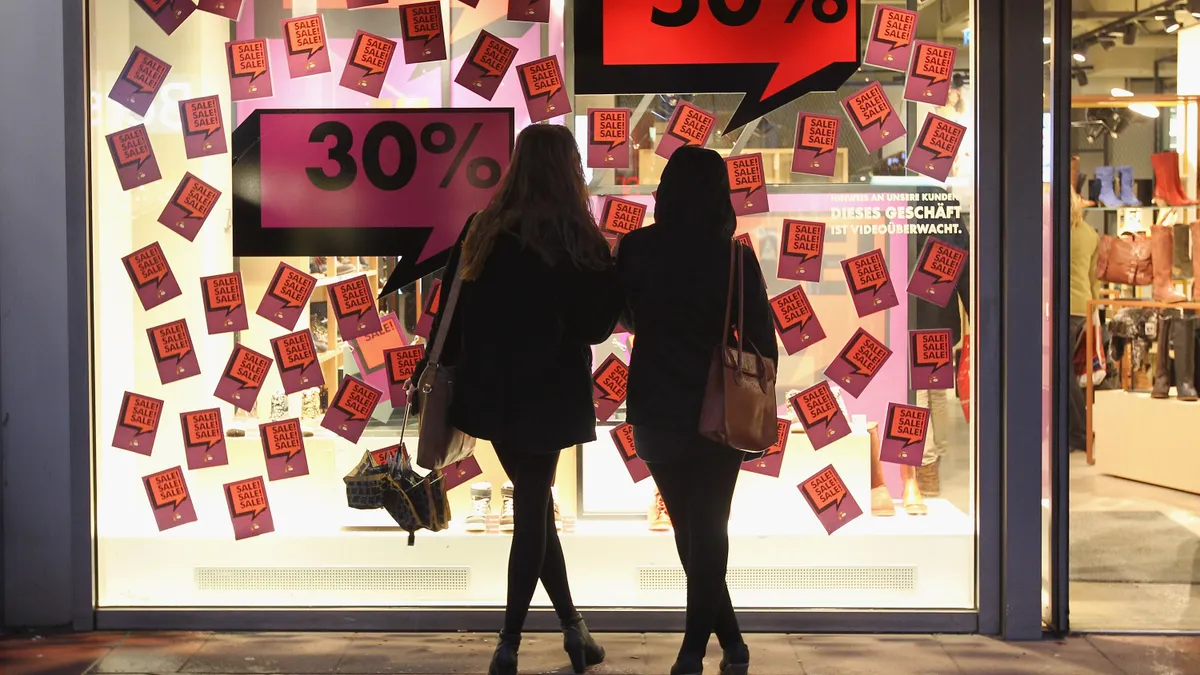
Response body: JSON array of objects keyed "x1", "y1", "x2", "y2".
[{"x1": 410, "y1": 124, "x2": 617, "y2": 675}]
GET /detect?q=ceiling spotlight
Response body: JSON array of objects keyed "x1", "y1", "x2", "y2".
[
  {"x1": 1124, "y1": 23, "x2": 1137, "y2": 45},
  {"x1": 1073, "y1": 50, "x2": 1087, "y2": 62},
  {"x1": 1043, "y1": 36, "x2": 1052, "y2": 44},
  {"x1": 1154, "y1": 14, "x2": 1169, "y2": 20},
  {"x1": 1100, "y1": 39, "x2": 1116, "y2": 50},
  {"x1": 1075, "y1": 69, "x2": 1089, "y2": 87},
  {"x1": 1165, "y1": 17, "x2": 1181, "y2": 33},
  {"x1": 1111, "y1": 87, "x2": 1133, "y2": 97}
]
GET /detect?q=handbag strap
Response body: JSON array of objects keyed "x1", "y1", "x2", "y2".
[
  {"x1": 720, "y1": 240, "x2": 747, "y2": 368},
  {"x1": 427, "y1": 266, "x2": 464, "y2": 368}
]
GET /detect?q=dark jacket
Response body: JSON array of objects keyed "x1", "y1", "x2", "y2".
[
  {"x1": 418, "y1": 217, "x2": 620, "y2": 452},
  {"x1": 615, "y1": 223, "x2": 777, "y2": 447}
]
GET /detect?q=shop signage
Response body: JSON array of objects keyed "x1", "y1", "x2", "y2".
[
  {"x1": 233, "y1": 108, "x2": 514, "y2": 293},
  {"x1": 574, "y1": 0, "x2": 862, "y2": 133}
]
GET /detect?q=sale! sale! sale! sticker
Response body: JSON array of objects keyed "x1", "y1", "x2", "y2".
[
  {"x1": 109, "y1": 47, "x2": 171, "y2": 117},
  {"x1": 587, "y1": 108, "x2": 631, "y2": 169},
  {"x1": 122, "y1": 242, "x2": 181, "y2": 311}
]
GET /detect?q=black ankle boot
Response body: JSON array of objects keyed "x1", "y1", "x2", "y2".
[
  {"x1": 670, "y1": 653, "x2": 704, "y2": 675},
  {"x1": 719, "y1": 642, "x2": 750, "y2": 675},
  {"x1": 488, "y1": 632, "x2": 519, "y2": 675},
  {"x1": 562, "y1": 613, "x2": 605, "y2": 673}
]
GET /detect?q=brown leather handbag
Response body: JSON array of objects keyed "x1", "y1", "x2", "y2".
[
  {"x1": 1096, "y1": 233, "x2": 1152, "y2": 286},
  {"x1": 698, "y1": 241, "x2": 778, "y2": 452},
  {"x1": 414, "y1": 270, "x2": 476, "y2": 471}
]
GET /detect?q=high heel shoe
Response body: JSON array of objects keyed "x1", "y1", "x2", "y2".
[
  {"x1": 487, "y1": 632, "x2": 519, "y2": 675},
  {"x1": 562, "y1": 613, "x2": 605, "y2": 673},
  {"x1": 719, "y1": 642, "x2": 750, "y2": 675}
]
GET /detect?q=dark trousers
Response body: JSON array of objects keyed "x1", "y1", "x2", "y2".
[
  {"x1": 1069, "y1": 315, "x2": 1088, "y2": 451},
  {"x1": 492, "y1": 443, "x2": 577, "y2": 638},
  {"x1": 637, "y1": 429, "x2": 745, "y2": 659}
]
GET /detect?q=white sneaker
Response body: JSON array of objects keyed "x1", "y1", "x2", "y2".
[
  {"x1": 500, "y1": 481, "x2": 515, "y2": 533},
  {"x1": 465, "y1": 482, "x2": 491, "y2": 533}
]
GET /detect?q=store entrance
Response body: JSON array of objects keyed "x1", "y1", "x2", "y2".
[{"x1": 1062, "y1": 0, "x2": 1200, "y2": 631}]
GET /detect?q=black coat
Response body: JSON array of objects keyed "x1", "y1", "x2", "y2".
[
  {"x1": 418, "y1": 218, "x2": 620, "y2": 452},
  {"x1": 615, "y1": 223, "x2": 777, "y2": 452}
]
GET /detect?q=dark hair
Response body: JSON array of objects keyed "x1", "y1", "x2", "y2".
[
  {"x1": 653, "y1": 146, "x2": 737, "y2": 238},
  {"x1": 460, "y1": 124, "x2": 610, "y2": 280}
]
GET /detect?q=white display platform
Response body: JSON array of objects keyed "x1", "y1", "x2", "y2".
[
  {"x1": 1094, "y1": 390, "x2": 1200, "y2": 495},
  {"x1": 98, "y1": 428, "x2": 974, "y2": 611}
]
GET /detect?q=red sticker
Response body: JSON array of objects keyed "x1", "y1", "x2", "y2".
[
  {"x1": 909, "y1": 329, "x2": 954, "y2": 390},
  {"x1": 260, "y1": 418, "x2": 309, "y2": 481},
  {"x1": 179, "y1": 95, "x2": 227, "y2": 158},
  {"x1": 791, "y1": 113, "x2": 840, "y2": 177},
  {"x1": 200, "y1": 272, "x2": 248, "y2": 335},
  {"x1": 122, "y1": 242, "x2": 181, "y2": 310},
  {"x1": 788, "y1": 382, "x2": 850, "y2": 451},
  {"x1": 214, "y1": 344, "x2": 273, "y2": 411},
  {"x1": 158, "y1": 173, "x2": 221, "y2": 242},
  {"x1": 600, "y1": 197, "x2": 647, "y2": 237},
  {"x1": 798, "y1": 464, "x2": 862, "y2": 535},
  {"x1": 113, "y1": 391, "x2": 164, "y2": 455},
  {"x1": 143, "y1": 466, "x2": 198, "y2": 531},
  {"x1": 322, "y1": 376, "x2": 383, "y2": 443},
  {"x1": 148, "y1": 319, "x2": 200, "y2": 384},
  {"x1": 881, "y1": 403, "x2": 929, "y2": 466},
  {"x1": 824, "y1": 328, "x2": 893, "y2": 398},
  {"x1": 257, "y1": 262, "x2": 317, "y2": 330},
  {"x1": 726, "y1": 153, "x2": 769, "y2": 216},
  {"x1": 224, "y1": 476, "x2": 274, "y2": 540}
]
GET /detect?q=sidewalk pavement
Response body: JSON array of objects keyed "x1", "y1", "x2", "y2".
[{"x1": 2, "y1": 631, "x2": 1200, "y2": 675}]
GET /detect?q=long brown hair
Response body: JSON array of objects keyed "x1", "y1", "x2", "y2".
[{"x1": 459, "y1": 124, "x2": 609, "y2": 280}]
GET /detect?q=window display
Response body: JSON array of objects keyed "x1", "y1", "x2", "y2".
[{"x1": 91, "y1": 0, "x2": 978, "y2": 614}]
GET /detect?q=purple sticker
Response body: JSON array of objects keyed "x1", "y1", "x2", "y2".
[
  {"x1": 910, "y1": 329, "x2": 955, "y2": 390},
  {"x1": 226, "y1": 38, "x2": 273, "y2": 101},
  {"x1": 181, "y1": 408, "x2": 230, "y2": 470},
  {"x1": 906, "y1": 114, "x2": 967, "y2": 184},
  {"x1": 157, "y1": 173, "x2": 221, "y2": 242},
  {"x1": 904, "y1": 41, "x2": 957, "y2": 107},
  {"x1": 518, "y1": 56, "x2": 571, "y2": 123},
  {"x1": 106, "y1": 124, "x2": 162, "y2": 191},
  {"x1": 611, "y1": 424, "x2": 650, "y2": 483},
  {"x1": 789, "y1": 383, "x2": 851, "y2": 451},
  {"x1": 109, "y1": 47, "x2": 171, "y2": 117},
  {"x1": 777, "y1": 220, "x2": 825, "y2": 282},
  {"x1": 864, "y1": 6, "x2": 918, "y2": 72},
  {"x1": 321, "y1": 376, "x2": 382, "y2": 444},
  {"x1": 214, "y1": 345, "x2": 273, "y2": 412},
  {"x1": 655, "y1": 102, "x2": 716, "y2": 160},
  {"x1": 842, "y1": 83, "x2": 906, "y2": 154},
  {"x1": 593, "y1": 354, "x2": 629, "y2": 423},
  {"x1": 587, "y1": 108, "x2": 631, "y2": 169},
  {"x1": 727, "y1": 153, "x2": 770, "y2": 216},
  {"x1": 113, "y1": 391, "x2": 164, "y2": 455},
  {"x1": 823, "y1": 328, "x2": 893, "y2": 398},
  {"x1": 741, "y1": 419, "x2": 790, "y2": 478},
  {"x1": 224, "y1": 476, "x2": 274, "y2": 540},
  {"x1": 260, "y1": 419, "x2": 311, "y2": 481},
  {"x1": 144, "y1": 467, "x2": 199, "y2": 532},
  {"x1": 907, "y1": 236, "x2": 968, "y2": 308},
  {"x1": 881, "y1": 403, "x2": 929, "y2": 466},
  {"x1": 147, "y1": 319, "x2": 200, "y2": 385},
  {"x1": 384, "y1": 344, "x2": 425, "y2": 409},
  {"x1": 200, "y1": 272, "x2": 249, "y2": 335},
  {"x1": 401, "y1": 2, "x2": 447, "y2": 64},
  {"x1": 272, "y1": 329, "x2": 325, "y2": 396},
  {"x1": 179, "y1": 95, "x2": 227, "y2": 159},
  {"x1": 256, "y1": 263, "x2": 317, "y2": 331},
  {"x1": 282, "y1": 15, "x2": 332, "y2": 79},
  {"x1": 122, "y1": 242, "x2": 182, "y2": 311},
  {"x1": 799, "y1": 465, "x2": 863, "y2": 535},
  {"x1": 455, "y1": 31, "x2": 518, "y2": 101},
  {"x1": 792, "y1": 113, "x2": 840, "y2": 178},
  {"x1": 329, "y1": 275, "x2": 382, "y2": 341},
  {"x1": 841, "y1": 249, "x2": 899, "y2": 318},
  {"x1": 133, "y1": 0, "x2": 197, "y2": 36},
  {"x1": 508, "y1": 0, "x2": 550, "y2": 22},
  {"x1": 197, "y1": 0, "x2": 243, "y2": 20},
  {"x1": 340, "y1": 31, "x2": 397, "y2": 98},
  {"x1": 769, "y1": 285, "x2": 826, "y2": 355}
]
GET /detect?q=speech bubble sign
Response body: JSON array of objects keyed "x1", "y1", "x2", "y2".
[
  {"x1": 844, "y1": 82, "x2": 893, "y2": 131},
  {"x1": 109, "y1": 125, "x2": 154, "y2": 171},
  {"x1": 888, "y1": 404, "x2": 929, "y2": 449},
  {"x1": 202, "y1": 272, "x2": 243, "y2": 318},
  {"x1": 227, "y1": 476, "x2": 269, "y2": 520},
  {"x1": 120, "y1": 392, "x2": 163, "y2": 436},
  {"x1": 844, "y1": 249, "x2": 890, "y2": 295},
  {"x1": 148, "y1": 466, "x2": 190, "y2": 510},
  {"x1": 229, "y1": 38, "x2": 268, "y2": 82},
  {"x1": 333, "y1": 376, "x2": 382, "y2": 422},
  {"x1": 922, "y1": 237, "x2": 968, "y2": 287},
  {"x1": 792, "y1": 381, "x2": 839, "y2": 428},
  {"x1": 284, "y1": 14, "x2": 325, "y2": 59},
  {"x1": 402, "y1": 2, "x2": 443, "y2": 46},
  {"x1": 600, "y1": 197, "x2": 647, "y2": 237},
  {"x1": 783, "y1": 220, "x2": 824, "y2": 262},
  {"x1": 915, "y1": 113, "x2": 968, "y2": 165},
  {"x1": 800, "y1": 464, "x2": 849, "y2": 512},
  {"x1": 332, "y1": 275, "x2": 376, "y2": 321},
  {"x1": 590, "y1": 109, "x2": 629, "y2": 152},
  {"x1": 770, "y1": 286, "x2": 813, "y2": 334},
  {"x1": 727, "y1": 154, "x2": 765, "y2": 195},
  {"x1": 875, "y1": 7, "x2": 917, "y2": 52},
  {"x1": 668, "y1": 103, "x2": 717, "y2": 147},
  {"x1": 911, "y1": 42, "x2": 955, "y2": 85},
  {"x1": 593, "y1": 354, "x2": 629, "y2": 403},
  {"x1": 841, "y1": 329, "x2": 891, "y2": 377},
  {"x1": 470, "y1": 31, "x2": 518, "y2": 78},
  {"x1": 269, "y1": 263, "x2": 317, "y2": 310},
  {"x1": 350, "y1": 31, "x2": 396, "y2": 77},
  {"x1": 225, "y1": 345, "x2": 272, "y2": 389},
  {"x1": 149, "y1": 319, "x2": 193, "y2": 366},
  {"x1": 121, "y1": 47, "x2": 171, "y2": 95},
  {"x1": 913, "y1": 329, "x2": 952, "y2": 371},
  {"x1": 181, "y1": 96, "x2": 223, "y2": 143},
  {"x1": 124, "y1": 242, "x2": 170, "y2": 288},
  {"x1": 798, "y1": 115, "x2": 839, "y2": 158},
  {"x1": 183, "y1": 408, "x2": 224, "y2": 450},
  {"x1": 519, "y1": 56, "x2": 564, "y2": 102},
  {"x1": 262, "y1": 418, "x2": 305, "y2": 460},
  {"x1": 274, "y1": 330, "x2": 317, "y2": 374}
]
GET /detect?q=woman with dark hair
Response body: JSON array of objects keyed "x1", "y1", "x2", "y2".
[
  {"x1": 615, "y1": 147, "x2": 777, "y2": 675},
  {"x1": 410, "y1": 124, "x2": 616, "y2": 675}
]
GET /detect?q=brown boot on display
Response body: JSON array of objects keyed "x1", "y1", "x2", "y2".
[
  {"x1": 1151, "y1": 226, "x2": 1188, "y2": 303},
  {"x1": 917, "y1": 458, "x2": 941, "y2": 497},
  {"x1": 900, "y1": 465, "x2": 928, "y2": 516},
  {"x1": 868, "y1": 423, "x2": 895, "y2": 517},
  {"x1": 1153, "y1": 315, "x2": 1174, "y2": 398},
  {"x1": 1173, "y1": 317, "x2": 1199, "y2": 401}
]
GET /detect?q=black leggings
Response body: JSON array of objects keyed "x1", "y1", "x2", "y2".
[
  {"x1": 641, "y1": 435, "x2": 744, "y2": 659},
  {"x1": 492, "y1": 443, "x2": 577, "y2": 638}
]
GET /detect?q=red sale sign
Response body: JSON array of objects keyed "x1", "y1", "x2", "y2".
[
  {"x1": 575, "y1": 0, "x2": 862, "y2": 132},
  {"x1": 233, "y1": 109, "x2": 514, "y2": 296}
]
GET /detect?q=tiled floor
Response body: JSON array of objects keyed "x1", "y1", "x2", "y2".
[{"x1": 4, "y1": 631, "x2": 1200, "y2": 675}]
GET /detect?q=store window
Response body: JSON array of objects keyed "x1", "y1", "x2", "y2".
[
  {"x1": 1064, "y1": 5, "x2": 1200, "y2": 631},
  {"x1": 92, "y1": 0, "x2": 979, "y2": 612}
]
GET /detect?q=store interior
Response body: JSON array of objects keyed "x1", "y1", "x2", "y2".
[{"x1": 1066, "y1": 0, "x2": 1200, "y2": 631}]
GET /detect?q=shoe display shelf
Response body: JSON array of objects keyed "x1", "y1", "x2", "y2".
[
  {"x1": 99, "y1": 431, "x2": 973, "y2": 611},
  {"x1": 1084, "y1": 299, "x2": 1200, "y2": 493}
]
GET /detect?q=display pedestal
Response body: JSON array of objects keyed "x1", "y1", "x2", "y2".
[{"x1": 1094, "y1": 390, "x2": 1200, "y2": 495}]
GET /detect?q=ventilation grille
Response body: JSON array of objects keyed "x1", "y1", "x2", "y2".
[
  {"x1": 639, "y1": 566, "x2": 916, "y2": 592},
  {"x1": 195, "y1": 567, "x2": 469, "y2": 592}
]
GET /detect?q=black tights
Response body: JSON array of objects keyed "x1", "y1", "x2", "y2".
[
  {"x1": 643, "y1": 439, "x2": 744, "y2": 660},
  {"x1": 492, "y1": 443, "x2": 577, "y2": 639}
]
